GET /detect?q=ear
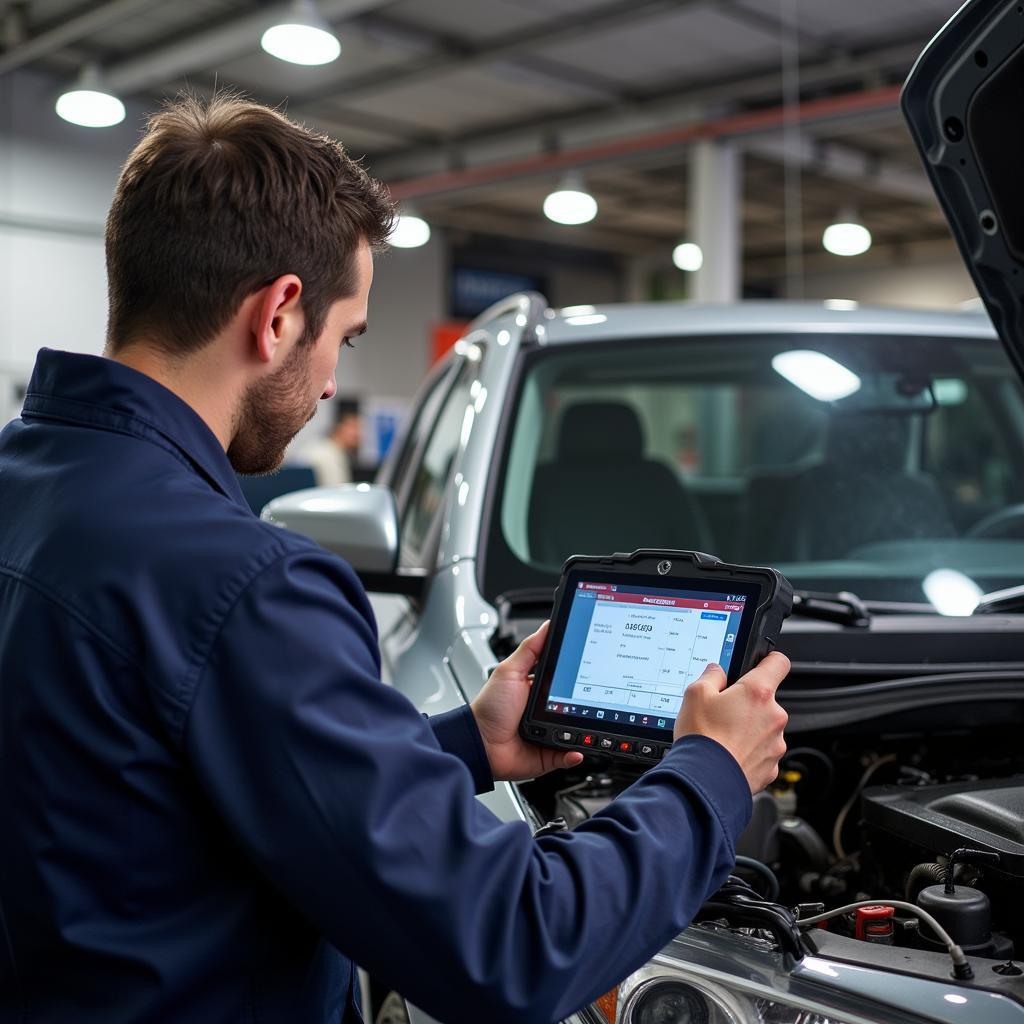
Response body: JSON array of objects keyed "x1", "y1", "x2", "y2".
[{"x1": 250, "y1": 274, "x2": 304, "y2": 365}]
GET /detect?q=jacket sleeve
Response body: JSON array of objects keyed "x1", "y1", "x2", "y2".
[
  {"x1": 428, "y1": 706, "x2": 494, "y2": 796},
  {"x1": 183, "y1": 546, "x2": 752, "y2": 1024}
]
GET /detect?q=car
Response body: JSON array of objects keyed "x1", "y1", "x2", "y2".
[
  {"x1": 265, "y1": 291, "x2": 1024, "y2": 1024},
  {"x1": 263, "y1": 2, "x2": 1024, "y2": 1019}
]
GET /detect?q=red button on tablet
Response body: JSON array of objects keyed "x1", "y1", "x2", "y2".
[
  {"x1": 582, "y1": 734, "x2": 594, "y2": 746},
  {"x1": 618, "y1": 741, "x2": 633, "y2": 753}
]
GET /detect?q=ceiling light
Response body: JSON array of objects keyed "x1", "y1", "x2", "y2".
[
  {"x1": 543, "y1": 172, "x2": 597, "y2": 225},
  {"x1": 822, "y1": 210, "x2": 871, "y2": 256},
  {"x1": 389, "y1": 212, "x2": 431, "y2": 248},
  {"x1": 55, "y1": 65, "x2": 125, "y2": 128},
  {"x1": 672, "y1": 242, "x2": 703, "y2": 272},
  {"x1": 772, "y1": 349, "x2": 862, "y2": 402},
  {"x1": 923, "y1": 568, "x2": 982, "y2": 616},
  {"x1": 824, "y1": 298, "x2": 859, "y2": 311},
  {"x1": 261, "y1": 0, "x2": 341, "y2": 66}
]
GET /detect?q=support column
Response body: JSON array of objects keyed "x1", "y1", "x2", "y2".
[{"x1": 690, "y1": 139, "x2": 741, "y2": 304}]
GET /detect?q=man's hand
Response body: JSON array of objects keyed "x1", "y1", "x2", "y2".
[
  {"x1": 471, "y1": 621, "x2": 584, "y2": 782},
  {"x1": 674, "y1": 653, "x2": 790, "y2": 794}
]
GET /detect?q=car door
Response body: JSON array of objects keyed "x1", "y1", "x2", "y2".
[{"x1": 370, "y1": 353, "x2": 479, "y2": 681}]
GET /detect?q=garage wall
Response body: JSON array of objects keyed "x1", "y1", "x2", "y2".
[
  {"x1": 0, "y1": 69, "x2": 444, "y2": 428},
  {"x1": 798, "y1": 257, "x2": 978, "y2": 309}
]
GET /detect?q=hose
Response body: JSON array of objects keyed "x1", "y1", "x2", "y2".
[
  {"x1": 796, "y1": 898, "x2": 974, "y2": 979},
  {"x1": 781, "y1": 746, "x2": 836, "y2": 801},
  {"x1": 734, "y1": 855, "x2": 781, "y2": 901},
  {"x1": 905, "y1": 861, "x2": 947, "y2": 903},
  {"x1": 832, "y1": 754, "x2": 897, "y2": 859}
]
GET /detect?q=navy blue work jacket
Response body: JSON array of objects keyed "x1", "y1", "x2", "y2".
[{"x1": 0, "y1": 349, "x2": 752, "y2": 1024}]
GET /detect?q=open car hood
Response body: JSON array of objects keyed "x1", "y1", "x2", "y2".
[{"x1": 903, "y1": 0, "x2": 1024, "y2": 383}]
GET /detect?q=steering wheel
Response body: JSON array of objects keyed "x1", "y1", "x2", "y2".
[{"x1": 966, "y1": 503, "x2": 1024, "y2": 539}]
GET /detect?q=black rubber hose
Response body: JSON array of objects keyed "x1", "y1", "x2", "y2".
[
  {"x1": 782, "y1": 746, "x2": 836, "y2": 797},
  {"x1": 905, "y1": 861, "x2": 946, "y2": 902},
  {"x1": 734, "y1": 855, "x2": 781, "y2": 901}
]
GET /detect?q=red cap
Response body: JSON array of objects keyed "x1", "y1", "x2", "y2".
[{"x1": 855, "y1": 905, "x2": 894, "y2": 942}]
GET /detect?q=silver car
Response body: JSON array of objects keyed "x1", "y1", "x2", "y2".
[{"x1": 267, "y1": 293, "x2": 1024, "y2": 1024}]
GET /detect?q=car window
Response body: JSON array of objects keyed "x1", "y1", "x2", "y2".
[
  {"x1": 385, "y1": 360, "x2": 460, "y2": 508},
  {"x1": 488, "y1": 333, "x2": 1024, "y2": 604},
  {"x1": 925, "y1": 375, "x2": 1020, "y2": 533},
  {"x1": 401, "y1": 361, "x2": 476, "y2": 568}
]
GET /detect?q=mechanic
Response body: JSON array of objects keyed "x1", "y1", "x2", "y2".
[{"x1": 0, "y1": 94, "x2": 789, "y2": 1024}]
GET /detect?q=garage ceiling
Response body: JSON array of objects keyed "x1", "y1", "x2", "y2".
[{"x1": 0, "y1": 0, "x2": 965, "y2": 284}]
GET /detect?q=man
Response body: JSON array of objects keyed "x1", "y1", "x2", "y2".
[
  {"x1": 305, "y1": 398, "x2": 366, "y2": 486},
  {"x1": 0, "y1": 94, "x2": 789, "y2": 1024}
]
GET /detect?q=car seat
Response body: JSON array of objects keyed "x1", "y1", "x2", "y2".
[
  {"x1": 785, "y1": 414, "x2": 956, "y2": 560},
  {"x1": 527, "y1": 401, "x2": 711, "y2": 566}
]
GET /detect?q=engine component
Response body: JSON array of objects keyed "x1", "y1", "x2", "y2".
[
  {"x1": 854, "y1": 905, "x2": 894, "y2": 944},
  {"x1": 736, "y1": 791, "x2": 779, "y2": 864},
  {"x1": 917, "y1": 881, "x2": 992, "y2": 950},
  {"x1": 861, "y1": 776, "x2": 1024, "y2": 877}
]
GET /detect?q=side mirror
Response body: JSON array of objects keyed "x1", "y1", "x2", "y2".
[{"x1": 261, "y1": 484, "x2": 426, "y2": 597}]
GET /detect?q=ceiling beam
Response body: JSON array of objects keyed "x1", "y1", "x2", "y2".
[
  {"x1": 0, "y1": 0, "x2": 162, "y2": 77},
  {"x1": 286, "y1": 0, "x2": 702, "y2": 107},
  {"x1": 351, "y1": 10, "x2": 626, "y2": 102},
  {"x1": 386, "y1": 85, "x2": 903, "y2": 201},
  {"x1": 102, "y1": 0, "x2": 395, "y2": 96},
  {"x1": 367, "y1": 30, "x2": 928, "y2": 180},
  {"x1": 744, "y1": 135, "x2": 934, "y2": 205}
]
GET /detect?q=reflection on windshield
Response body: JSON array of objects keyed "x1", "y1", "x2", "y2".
[{"x1": 491, "y1": 333, "x2": 1024, "y2": 605}]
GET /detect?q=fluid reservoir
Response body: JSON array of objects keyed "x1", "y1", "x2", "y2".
[{"x1": 917, "y1": 883, "x2": 992, "y2": 948}]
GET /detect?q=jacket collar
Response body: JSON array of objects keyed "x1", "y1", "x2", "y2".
[{"x1": 23, "y1": 348, "x2": 250, "y2": 509}]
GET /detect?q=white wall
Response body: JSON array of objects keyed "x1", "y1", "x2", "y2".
[
  {"x1": 0, "y1": 69, "x2": 445, "y2": 429},
  {"x1": 797, "y1": 257, "x2": 978, "y2": 309}
]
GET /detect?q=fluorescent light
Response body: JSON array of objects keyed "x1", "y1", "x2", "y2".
[
  {"x1": 672, "y1": 242, "x2": 703, "y2": 272},
  {"x1": 823, "y1": 220, "x2": 871, "y2": 256},
  {"x1": 923, "y1": 568, "x2": 982, "y2": 616},
  {"x1": 560, "y1": 304, "x2": 596, "y2": 316},
  {"x1": 389, "y1": 214, "x2": 431, "y2": 248},
  {"x1": 261, "y1": 1, "x2": 340, "y2": 65},
  {"x1": 772, "y1": 349, "x2": 862, "y2": 402},
  {"x1": 56, "y1": 65, "x2": 124, "y2": 127},
  {"x1": 824, "y1": 298, "x2": 859, "y2": 311},
  {"x1": 543, "y1": 172, "x2": 597, "y2": 225}
]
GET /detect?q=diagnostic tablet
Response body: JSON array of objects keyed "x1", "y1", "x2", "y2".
[{"x1": 520, "y1": 550, "x2": 793, "y2": 766}]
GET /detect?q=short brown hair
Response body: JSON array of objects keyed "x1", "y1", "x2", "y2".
[{"x1": 105, "y1": 92, "x2": 395, "y2": 355}]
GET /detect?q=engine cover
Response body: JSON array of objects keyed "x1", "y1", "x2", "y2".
[{"x1": 861, "y1": 776, "x2": 1024, "y2": 878}]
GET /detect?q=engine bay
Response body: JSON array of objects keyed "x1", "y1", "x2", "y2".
[{"x1": 516, "y1": 714, "x2": 1024, "y2": 991}]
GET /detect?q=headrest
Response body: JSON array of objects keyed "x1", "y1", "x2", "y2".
[
  {"x1": 557, "y1": 402, "x2": 644, "y2": 459},
  {"x1": 824, "y1": 414, "x2": 911, "y2": 473}
]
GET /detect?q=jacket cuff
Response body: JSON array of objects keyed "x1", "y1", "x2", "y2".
[
  {"x1": 429, "y1": 706, "x2": 494, "y2": 795},
  {"x1": 659, "y1": 735, "x2": 752, "y2": 852}
]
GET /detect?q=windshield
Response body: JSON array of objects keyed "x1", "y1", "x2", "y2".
[{"x1": 485, "y1": 331, "x2": 1024, "y2": 606}]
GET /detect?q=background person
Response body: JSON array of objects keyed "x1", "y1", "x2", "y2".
[{"x1": 305, "y1": 397, "x2": 367, "y2": 486}]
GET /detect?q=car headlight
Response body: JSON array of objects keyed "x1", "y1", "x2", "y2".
[{"x1": 621, "y1": 974, "x2": 851, "y2": 1024}]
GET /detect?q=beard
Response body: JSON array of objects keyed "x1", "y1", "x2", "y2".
[{"x1": 228, "y1": 342, "x2": 319, "y2": 475}]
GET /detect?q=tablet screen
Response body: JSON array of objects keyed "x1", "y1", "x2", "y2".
[{"x1": 539, "y1": 577, "x2": 752, "y2": 736}]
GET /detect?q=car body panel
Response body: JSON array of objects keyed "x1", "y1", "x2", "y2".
[{"x1": 902, "y1": 0, "x2": 1024, "y2": 381}]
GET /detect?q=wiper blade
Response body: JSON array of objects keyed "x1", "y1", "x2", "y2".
[
  {"x1": 975, "y1": 583, "x2": 1024, "y2": 614},
  {"x1": 792, "y1": 590, "x2": 871, "y2": 628}
]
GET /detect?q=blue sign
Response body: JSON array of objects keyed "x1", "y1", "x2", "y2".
[{"x1": 451, "y1": 266, "x2": 545, "y2": 318}]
